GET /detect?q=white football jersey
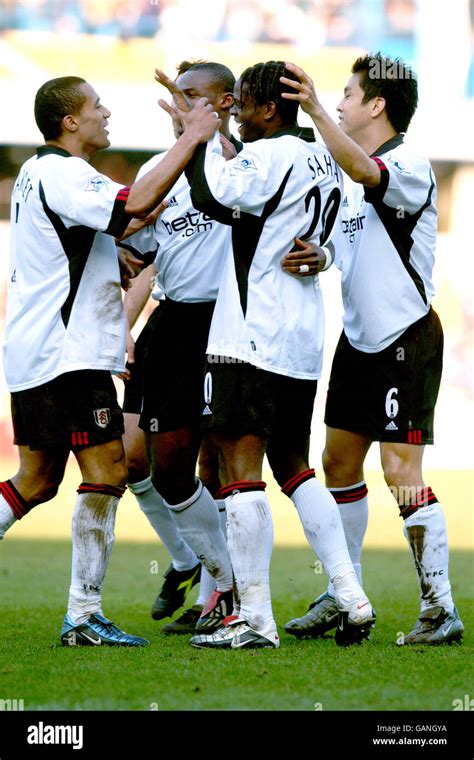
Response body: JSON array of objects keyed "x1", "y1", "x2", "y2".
[
  {"x1": 4, "y1": 146, "x2": 130, "y2": 392},
  {"x1": 185, "y1": 128, "x2": 343, "y2": 380},
  {"x1": 122, "y1": 146, "x2": 239, "y2": 303},
  {"x1": 333, "y1": 136, "x2": 437, "y2": 353}
]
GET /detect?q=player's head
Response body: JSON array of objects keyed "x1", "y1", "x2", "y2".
[
  {"x1": 172, "y1": 60, "x2": 235, "y2": 138},
  {"x1": 34, "y1": 77, "x2": 111, "y2": 155},
  {"x1": 337, "y1": 53, "x2": 418, "y2": 140},
  {"x1": 231, "y1": 61, "x2": 299, "y2": 142}
]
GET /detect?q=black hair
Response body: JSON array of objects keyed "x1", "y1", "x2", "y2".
[
  {"x1": 34, "y1": 76, "x2": 87, "y2": 140},
  {"x1": 352, "y1": 52, "x2": 418, "y2": 133},
  {"x1": 239, "y1": 61, "x2": 299, "y2": 125},
  {"x1": 176, "y1": 60, "x2": 235, "y2": 93}
]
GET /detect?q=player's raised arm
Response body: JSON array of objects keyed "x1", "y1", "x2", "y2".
[
  {"x1": 280, "y1": 62, "x2": 381, "y2": 188},
  {"x1": 125, "y1": 98, "x2": 220, "y2": 217}
]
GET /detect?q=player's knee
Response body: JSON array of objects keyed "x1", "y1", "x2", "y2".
[
  {"x1": 151, "y1": 470, "x2": 195, "y2": 504},
  {"x1": 322, "y1": 447, "x2": 358, "y2": 484},
  {"x1": 125, "y1": 449, "x2": 149, "y2": 484},
  {"x1": 23, "y1": 478, "x2": 60, "y2": 506},
  {"x1": 382, "y1": 456, "x2": 412, "y2": 489}
]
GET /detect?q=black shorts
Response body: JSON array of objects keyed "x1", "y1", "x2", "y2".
[
  {"x1": 11, "y1": 370, "x2": 124, "y2": 451},
  {"x1": 324, "y1": 308, "x2": 443, "y2": 444},
  {"x1": 139, "y1": 299, "x2": 215, "y2": 434},
  {"x1": 201, "y1": 358, "x2": 318, "y2": 440},
  {"x1": 122, "y1": 306, "x2": 160, "y2": 415}
]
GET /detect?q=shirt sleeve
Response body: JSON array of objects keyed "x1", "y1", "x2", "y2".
[
  {"x1": 39, "y1": 156, "x2": 132, "y2": 236},
  {"x1": 186, "y1": 132, "x2": 294, "y2": 224},
  {"x1": 364, "y1": 152, "x2": 436, "y2": 215},
  {"x1": 119, "y1": 224, "x2": 158, "y2": 266}
]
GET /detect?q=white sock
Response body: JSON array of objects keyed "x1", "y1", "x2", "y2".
[
  {"x1": 288, "y1": 474, "x2": 365, "y2": 605},
  {"x1": 216, "y1": 498, "x2": 227, "y2": 538},
  {"x1": 195, "y1": 497, "x2": 226, "y2": 605},
  {"x1": 403, "y1": 497, "x2": 454, "y2": 613},
  {"x1": 326, "y1": 481, "x2": 369, "y2": 597},
  {"x1": 165, "y1": 479, "x2": 233, "y2": 592},
  {"x1": 67, "y1": 486, "x2": 122, "y2": 625},
  {"x1": 0, "y1": 493, "x2": 17, "y2": 539},
  {"x1": 289, "y1": 476, "x2": 355, "y2": 578},
  {"x1": 196, "y1": 567, "x2": 216, "y2": 606},
  {"x1": 129, "y1": 477, "x2": 198, "y2": 571},
  {"x1": 226, "y1": 488, "x2": 275, "y2": 631}
]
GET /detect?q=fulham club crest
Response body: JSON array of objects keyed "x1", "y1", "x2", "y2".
[{"x1": 93, "y1": 408, "x2": 111, "y2": 429}]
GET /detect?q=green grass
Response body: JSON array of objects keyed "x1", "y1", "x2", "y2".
[{"x1": 0, "y1": 540, "x2": 471, "y2": 712}]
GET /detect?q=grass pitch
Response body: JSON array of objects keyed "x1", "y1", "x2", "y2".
[{"x1": 0, "y1": 540, "x2": 471, "y2": 712}]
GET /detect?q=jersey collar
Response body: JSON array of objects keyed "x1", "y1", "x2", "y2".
[
  {"x1": 267, "y1": 125, "x2": 316, "y2": 142},
  {"x1": 36, "y1": 145, "x2": 73, "y2": 158},
  {"x1": 371, "y1": 133, "x2": 404, "y2": 157}
]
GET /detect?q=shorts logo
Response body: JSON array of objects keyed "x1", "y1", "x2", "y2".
[
  {"x1": 93, "y1": 408, "x2": 111, "y2": 429},
  {"x1": 202, "y1": 372, "x2": 212, "y2": 416}
]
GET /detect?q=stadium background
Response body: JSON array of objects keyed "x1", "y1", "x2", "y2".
[{"x1": 0, "y1": 0, "x2": 472, "y2": 550}]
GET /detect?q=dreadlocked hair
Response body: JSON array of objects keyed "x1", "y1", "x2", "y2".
[{"x1": 240, "y1": 61, "x2": 299, "y2": 125}]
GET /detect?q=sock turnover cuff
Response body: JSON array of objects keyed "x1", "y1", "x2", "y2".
[
  {"x1": 281, "y1": 469, "x2": 315, "y2": 497},
  {"x1": 398, "y1": 486, "x2": 438, "y2": 519},
  {"x1": 127, "y1": 476, "x2": 153, "y2": 495},
  {"x1": 219, "y1": 480, "x2": 266, "y2": 499},
  {"x1": 77, "y1": 483, "x2": 126, "y2": 499},
  {"x1": 329, "y1": 482, "x2": 368, "y2": 504},
  {"x1": 0, "y1": 480, "x2": 30, "y2": 520}
]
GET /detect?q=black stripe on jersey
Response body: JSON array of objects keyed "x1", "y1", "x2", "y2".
[
  {"x1": 186, "y1": 143, "x2": 236, "y2": 226},
  {"x1": 232, "y1": 167, "x2": 293, "y2": 315},
  {"x1": 39, "y1": 181, "x2": 96, "y2": 328},
  {"x1": 186, "y1": 142, "x2": 294, "y2": 315},
  {"x1": 363, "y1": 164, "x2": 435, "y2": 306}
]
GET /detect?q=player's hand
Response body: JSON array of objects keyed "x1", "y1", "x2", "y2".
[
  {"x1": 279, "y1": 62, "x2": 321, "y2": 117},
  {"x1": 281, "y1": 238, "x2": 327, "y2": 277},
  {"x1": 159, "y1": 97, "x2": 221, "y2": 143},
  {"x1": 117, "y1": 325, "x2": 135, "y2": 381},
  {"x1": 155, "y1": 69, "x2": 193, "y2": 112},
  {"x1": 119, "y1": 200, "x2": 168, "y2": 242},
  {"x1": 117, "y1": 247, "x2": 145, "y2": 290},
  {"x1": 220, "y1": 134, "x2": 237, "y2": 160}
]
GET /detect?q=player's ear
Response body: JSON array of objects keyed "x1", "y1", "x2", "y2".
[
  {"x1": 263, "y1": 101, "x2": 277, "y2": 121},
  {"x1": 62, "y1": 114, "x2": 79, "y2": 133},
  {"x1": 371, "y1": 96, "x2": 386, "y2": 120},
  {"x1": 218, "y1": 93, "x2": 234, "y2": 112}
]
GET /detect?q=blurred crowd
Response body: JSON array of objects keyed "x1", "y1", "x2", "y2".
[{"x1": 0, "y1": 0, "x2": 416, "y2": 54}]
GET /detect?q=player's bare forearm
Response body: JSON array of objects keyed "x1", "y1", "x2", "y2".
[
  {"x1": 126, "y1": 99, "x2": 220, "y2": 217},
  {"x1": 123, "y1": 263, "x2": 157, "y2": 329},
  {"x1": 125, "y1": 132, "x2": 199, "y2": 217},
  {"x1": 280, "y1": 62, "x2": 380, "y2": 187}
]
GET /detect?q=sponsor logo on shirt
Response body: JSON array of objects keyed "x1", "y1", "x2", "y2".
[
  {"x1": 86, "y1": 176, "x2": 110, "y2": 192},
  {"x1": 161, "y1": 211, "x2": 213, "y2": 238},
  {"x1": 342, "y1": 214, "x2": 366, "y2": 243},
  {"x1": 93, "y1": 408, "x2": 111, "y2": 428}
]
